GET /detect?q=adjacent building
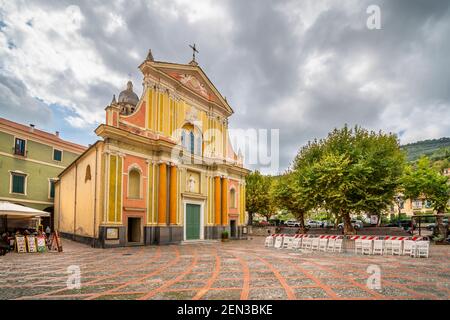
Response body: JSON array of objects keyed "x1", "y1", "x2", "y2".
[
  {"x1": 0, "y1": 118, "x2": 86, "y2": 229},
  {"x1": 54, "y1": 50, "x2": 250, "y2": 247}
]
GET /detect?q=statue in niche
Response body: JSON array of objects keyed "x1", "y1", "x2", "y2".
[{"x1": 187, "y1": 174, "x2": 196, "y2": 193}]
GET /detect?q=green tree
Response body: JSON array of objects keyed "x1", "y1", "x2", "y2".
[
  {"x1": 294, "y1": 125, "x2": 405, "y2": 234},
  {"x1": 245, "y1": 171, "x2": 272, "y2": 225},
  {"x1": 402, "y1": 157, "x2": 450, "y2": 238},
  {"x1": 272, "y1": 171, "x2": 314, "y2": 232}
]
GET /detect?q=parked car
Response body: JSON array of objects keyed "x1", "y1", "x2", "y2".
[
  {"x1": 426, "y1": 219, "x2": 448, "y2": 231},
  {"x1": 338, "y1": 219, "x2": 364, "y2": 230},
  {"x1": 285, "y1": 219, "x2": 301, "y2": 227},
  {"x1": 306, "y1": 220, "x2": 322, "y2": 228},
  {"x1": 387, "y1": 220, "x2": 416, "y2": 231},
  {"x1": 321, "y1": 221, "x2": 334, "y2": 228}
]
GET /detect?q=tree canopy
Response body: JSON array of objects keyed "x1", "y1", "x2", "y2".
[
  {"x1": 293, "y1": 125, "x2": 405, "y2": 234},
  {"x1": 245, "y1": 170, "x2": 274, "y2": 224}
]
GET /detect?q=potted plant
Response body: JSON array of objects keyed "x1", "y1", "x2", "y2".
[{"x1": 221, "y1": 230, "x2": 229, "y2": 242}]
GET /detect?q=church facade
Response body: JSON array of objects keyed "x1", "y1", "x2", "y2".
[{"x1": 54, "y1": 50, "x2": 249, "y2": 247}]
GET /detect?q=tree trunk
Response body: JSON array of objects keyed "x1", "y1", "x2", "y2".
[
  {"x1": 435, "y1": 212, "x2": 447, "y2": 240},
  {"x1": 343, "y1": 212, "x2": 356, "y2": 235},
  {"x1": 298, "y1": 212, "x2": 307, "y2": 234},
  {"x1": 248, "y1": 212, "x2": 253, "y2": 226}
]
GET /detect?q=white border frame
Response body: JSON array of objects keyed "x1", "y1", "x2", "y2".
[
  {"x1": 48, "y1": 178, "x2": 57, "y2": 200},
  {"x1": 183, "y1": 199, "x2": 205, "y2": 241},
  {"x1": 9, "y1": 170, "x2": 28, "y2": 195},
  {"x1": 52, "y1": 147, "x2": 63, "y2": 162}
]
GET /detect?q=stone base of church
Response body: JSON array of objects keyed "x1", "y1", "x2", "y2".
[
  {"x1": 59, "y1": 224, "x2": 247, "y2": 248},
  {"x1": 98, "y1": 226, "x2": 127, "y2": 248},
  {"x1": 144, "y1": 226, "x2": 183, "y2": 245},
  {"x1": 204, "y1": 226, "x2": 225, "y2": 240}
]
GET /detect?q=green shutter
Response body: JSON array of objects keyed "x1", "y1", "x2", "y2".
[
  {"x1": 12, "y1": 174, "x2": 25, "y2": 194},
  {"x1": 53, "y1": 149, "x2": 62, "y2": 161},
  {"x1": 50, "y1": 181, "x2": 55, "y2": 198}
]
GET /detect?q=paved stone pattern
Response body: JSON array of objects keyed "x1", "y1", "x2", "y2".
[{"x1": 1, "y1": 238, "x2": 449, "y2": 300}]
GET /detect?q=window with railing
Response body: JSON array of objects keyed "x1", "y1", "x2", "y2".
[{"x1": 14, "y1": 138, "x2": 26, "y2": 156}]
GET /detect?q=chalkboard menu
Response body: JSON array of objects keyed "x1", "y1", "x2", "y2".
[
  {"x1": 15, "y1": 236, "x2": 27, "y2": 253},
  {"x1": 26, "y1": 235, "x2": 37, "y2": 253},
  {"x1": 36, "y1": 236, "x2": 46, "y2": 253}
]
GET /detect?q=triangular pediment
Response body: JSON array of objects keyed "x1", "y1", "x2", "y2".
[{"x1": 140, "y1": 60, "x2": 233, "y2": 115}]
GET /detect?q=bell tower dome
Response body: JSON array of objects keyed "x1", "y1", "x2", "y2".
[{"x1": 118, "y1": 81, "x2": 139, "y2": 115}]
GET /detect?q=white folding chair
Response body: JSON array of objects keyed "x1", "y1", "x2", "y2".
[
  {"x1": 391, "y1": 240, "x2": 402, "y2": 255},
  {"x1": 334, "y1": 239, "x2": 343, "y2": 253},
  {"x1": 362, "y1": 239, "x2": 373, "y2": 255},
  {"x1": 292, "y1": 237, "x2": 302, "y2": 250},
  {"x1": 402, "y1": 240, "x2": 414, "y2": 256},
  {"x1": 265, "y1": 235, "x2": 274, "y2": 247},
  {"x1": 282, "y1": 236, "x2": 294, "y2": 249},
  {"x1": 274, "y1": 236, "x2": 284, "y2": 249},
  {"x1": 413, "y1": 241, "x2": 429, "y2": 258},
  {"x1": 302, "y1": 237, "x2": 312, "y2": 251},
  {"x1": 372, "y1": 240, "x2": 384, "y2": 255},
  {"x1": 354, "y1": 239, "x2": 363, "y2": 254},
  {"x1": 311, "y1": 238, "x2": 320, "y2": 251},
  {"x1": 327, "y1": 238, "x2": 336, "y2": 252},
  {"x1": 319, "y1": 238, "x2": 328, "y2": 252},
  {"x1": 384, "y1": 239, "x2": 392, "y2": 255}
]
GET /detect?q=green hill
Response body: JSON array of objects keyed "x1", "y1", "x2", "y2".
[{"x1": 401, "y1": 137, "x2": 450, "y2": 162}]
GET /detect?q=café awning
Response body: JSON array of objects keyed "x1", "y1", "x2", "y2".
[{"x1": 0, "y1": 201, "x2": 50, "y2": 219}]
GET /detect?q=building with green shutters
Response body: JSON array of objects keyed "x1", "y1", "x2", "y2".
[{"x1": 0, "y1": 117, "x2": 86, "y2": 229}]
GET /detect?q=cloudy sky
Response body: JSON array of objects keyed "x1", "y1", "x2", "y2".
[{"x1": 1, "y1": 0, "x2": 449, "y2": 174}]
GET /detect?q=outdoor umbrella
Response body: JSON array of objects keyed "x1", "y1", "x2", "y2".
[{"x1": 0, "y1": 201, "x2": 50, "y2": 232}]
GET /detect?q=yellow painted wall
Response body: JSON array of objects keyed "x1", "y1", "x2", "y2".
[
  {"x1": 143, "y1": 86, "x2": 229, "y2": 158},
  {"x1": 106, "y1": 154, "x2": 123, "y2": 224},
  {"x1": 147, "y1": 161, "x2": 156, "y2": 225},
  {"x1": 54, "y1": 144, "x2": 104, "y2": 238},
  {"x1": 73, "y1": 148, "x2": 98, "y2": 237},
  {"x1": 57, "y1": 166, "x2": 75, "y2": 234}
]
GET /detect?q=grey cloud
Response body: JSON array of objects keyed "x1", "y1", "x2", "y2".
[
  {"x1": 1, "y1": 0, "x2": 450, "y2": 173},
  {"x1": 0, "y1": 72, "x2": 53, "y2": 125}
]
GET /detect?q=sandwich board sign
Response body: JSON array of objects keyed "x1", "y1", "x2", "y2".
[
  {"x1": 26, "y1": 235, "x2": 37, "y2": 253},
  {"x1": 15, "y1": 236, "x2": 27, "y2": 253},
  {"x1": 36, "y1": 236, "x2": 47, "y2": 253},
  {"x1": 50, "y1": 231, "x2": 63, "y2": 252}
]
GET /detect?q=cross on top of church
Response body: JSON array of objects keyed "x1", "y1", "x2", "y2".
[{"x1": 189, "y1": 43, "x2": 199, "y2": 63}]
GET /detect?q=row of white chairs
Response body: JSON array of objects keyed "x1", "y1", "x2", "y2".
[
  {"x1": 266, "y1": 236, "x2": 343, "y2": 253},
  {"x1": 265, "y1": 235, "x2": 430, "y2": 258},
  {"x1": 354, "y1": 239, "x2": 429, "y2": 258}
]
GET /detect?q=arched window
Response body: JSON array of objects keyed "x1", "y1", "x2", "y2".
[
  {"x1": 128, "y1": 169, "x2": 141, "y2": 199},
  {"x1": 181, "y1": 124, "x2": 203, "y2": 156},
  {"x1": 229, "y1": 188, "x2": 236, "y2": 209}
]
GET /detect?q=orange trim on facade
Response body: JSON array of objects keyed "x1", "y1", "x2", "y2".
[
  {"x1": 214, "y1": 176, "x2": 221, "y2": 225},
  {"x1": 169, "y1": 165, "x2": 177, "y2": 225}
]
